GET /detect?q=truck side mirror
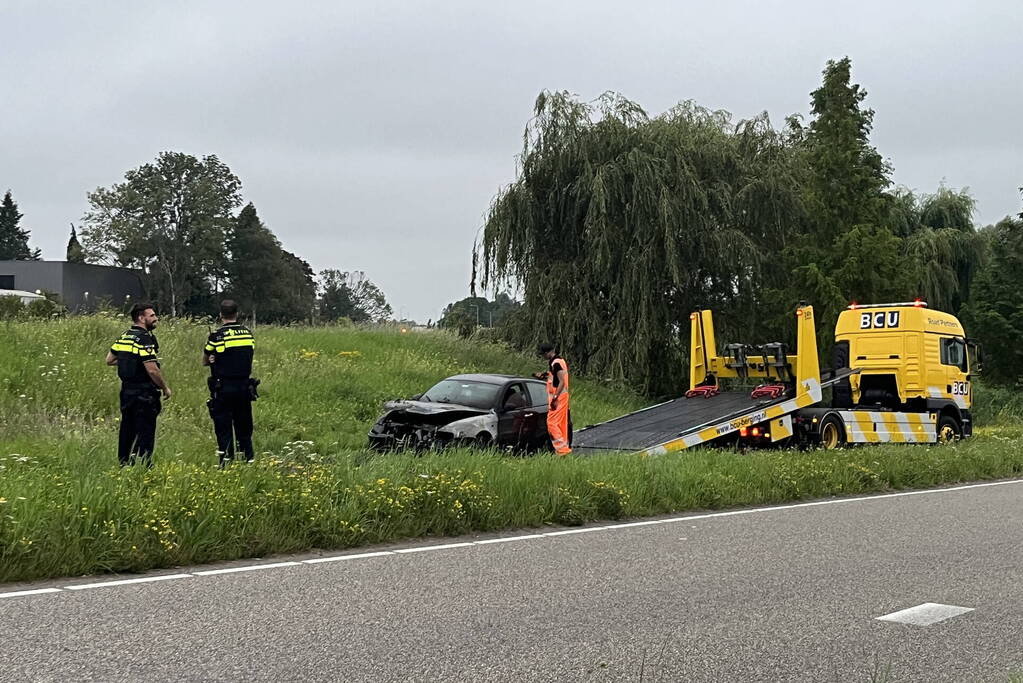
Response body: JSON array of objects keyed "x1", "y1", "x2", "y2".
[{"x1": 967, "y1": 339, "x2": 983, "y2": 375}]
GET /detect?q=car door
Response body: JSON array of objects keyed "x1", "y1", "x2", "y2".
[
  {"x1": 525, "y1": 380, "x2": 551, "y2": 449},
  {"x1": 496, "y1": 383, "x2": 537, "y2": 449}
]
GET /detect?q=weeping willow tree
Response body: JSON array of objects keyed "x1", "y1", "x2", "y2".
[
  {"x1": 474, "y1": 91, "x2": 804, "y2": 396},
  {"x1": 901, "y1": 186, "x2": 985, "y2": 313}
]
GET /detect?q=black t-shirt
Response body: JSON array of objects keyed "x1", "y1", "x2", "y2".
[
  {"x1": 549, "y1": 358, "x2": 566, "y2": 389},
  {"x1": 111, "y1": 326, "x2": 160, "y2": 387},
  {"x1": 205, "y1": 323, "x2": 254, "y2": 379}
]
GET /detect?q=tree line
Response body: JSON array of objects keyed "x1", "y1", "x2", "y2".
[
  {"x1": 475, "y1": 57, "x2": 1023, "y2": 392},
  {"x1": 2, "y1": 153, "x2": 393, "y2": 324}
]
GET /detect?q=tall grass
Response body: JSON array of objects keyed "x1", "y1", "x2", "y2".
[{"x1": 1, "y1": 315, "x2": 1021, "y2": 583}]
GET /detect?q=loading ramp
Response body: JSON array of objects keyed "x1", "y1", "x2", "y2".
[{"x1": 574, "y1": 367, "x2": 857, "y2": 455}]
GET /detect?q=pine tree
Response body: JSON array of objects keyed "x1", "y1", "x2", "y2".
[
  {"x1": 0, "y1": 191, "x2": 41, "y2": 260},
  {"x1": 66, "y1": 224, "x2": 85, "y2": 263},
  {"x1": 225, "y1": 203, "x2": 283, "y2": 325},
  {"x1": 780, "y1": 57, "x2": 904, "y2": 350},
  {"x1": 804, "y1": 57, "x2": 891, "y2": 241},
  {"x1": 225, "y1": 203, "x2": 316, "y2": 324}
]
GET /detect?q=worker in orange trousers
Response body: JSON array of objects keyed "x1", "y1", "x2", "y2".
[{"x1": 536, "y1": 343, "x2": 572, "y2": 455}]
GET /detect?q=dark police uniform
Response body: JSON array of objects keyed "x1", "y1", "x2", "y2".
[
  {"x1": 110, "y1": 325, "x2": 161, "y2": 466},
  {"x1": 205, "y1": 323, "x2": 256, "y2": 465}
]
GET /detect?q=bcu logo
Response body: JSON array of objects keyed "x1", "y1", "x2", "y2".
[{"x1": 859, "y1": 311, "x2": 900, "y2": 330}]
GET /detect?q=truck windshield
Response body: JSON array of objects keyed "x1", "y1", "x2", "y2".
[{"x1": 420, "y1": 379, "x2": 501, "y2": 410}]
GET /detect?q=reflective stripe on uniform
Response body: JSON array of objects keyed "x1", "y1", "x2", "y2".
[{"x1": 111, "y1": 340, "x2": 155, "y2": 357}]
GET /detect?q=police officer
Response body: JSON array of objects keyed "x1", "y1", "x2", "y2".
[
  {"x1": 203, "y1": 300, "x2": 257, "y2": 466},
  {"x1": 105, "y1": 302, "x2": 171, "y2": 467}
]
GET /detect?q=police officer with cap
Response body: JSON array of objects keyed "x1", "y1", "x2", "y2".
[
  {"x1": 203, "y1": 299, "x2": 258, "y2": 466},
  {"x1": 105, "y1": 302, "x2": 171, "y2": 467}
]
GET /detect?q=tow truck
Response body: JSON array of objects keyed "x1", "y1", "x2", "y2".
[{"x1": 574, "y1": 302, "x2": 979, "y2": 455}]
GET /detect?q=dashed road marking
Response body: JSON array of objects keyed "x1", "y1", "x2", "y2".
[
  {"x1": 1, "y1": 477, "x2": 1020, "y2": 600},
  {"x1": 0, "y1": 587, "x2": 62, "y2": 598},
  {"x1": 876, "y1": 602, "x2": 974, "y2": 626}
]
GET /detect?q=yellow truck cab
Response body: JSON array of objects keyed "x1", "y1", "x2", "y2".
[{"x1": 830, "y1": 302, "x2": 974, "y2": 441}]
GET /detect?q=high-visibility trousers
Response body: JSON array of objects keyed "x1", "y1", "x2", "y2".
[{"x1": 547, "y1": 393, "x2": 572, "y2": 455}]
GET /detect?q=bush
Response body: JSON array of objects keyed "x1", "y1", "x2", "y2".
[
  {"x1": 25, "y1": 298, "x2": 63, "y2": 319},
  {"x1": 972, "y1": 380, "x2": 1023, "y2": 426},
  {"x1": 0, "y1": 296, "x2": 23, "y2": 320}
]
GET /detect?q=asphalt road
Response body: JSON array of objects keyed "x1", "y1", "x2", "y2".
[{"x1": 2, "y1": 480, "x2": 1022, "y2": 682}]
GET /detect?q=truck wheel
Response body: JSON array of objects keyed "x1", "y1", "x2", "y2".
[
  {"x1": 937, "y1": 415, "x2": 962, "y2": 443},
  {"x1": 819, "y1": 415, "x2": 845, "y2": 450}
]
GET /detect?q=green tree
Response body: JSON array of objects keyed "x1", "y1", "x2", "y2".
[
  {"x1": 65, "y1": 224, "x2": 85, "y2": 263},
  {"x1": 476, "y1": 91, "x2": 805, "y2": 395},
  {"x1": 81, "y1": 152, "x2": 242, "y2": 316},
  {"x1": 318, "y1": 270, "x2": 392, "y2": 323},
  {"x1": 261, "y1": 250, "x2": 317, "y2": 323},
  {"x1": 0, "y1": 191, "x2": 41, "y2": 260},
  {"x1": 226, "y1": 203, "x2": 286, "y2": 324},
  {"x1": 439, "y1": 292, "x2": 520, "y2": 330},
  {"x1": 803, "y1": 57, "x2": 891, "y2": 241},
  {"x1": 318, "y1": 269, "x2": 358, "y2": 322},
  {"x1": 961, "y1": 196, "x2": 1023, "y2": 386},
  {"x1": 778, "y1": 57, "x2": 901, "y2": 349}
]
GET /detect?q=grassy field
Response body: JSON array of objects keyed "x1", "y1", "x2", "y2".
[{"x1": 1, "y1": 315, "x2": 1021, "y2": 583}]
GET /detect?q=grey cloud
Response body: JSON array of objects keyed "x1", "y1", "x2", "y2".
[{"x1": 2, "y1": 0, "x2": 1020, "y2": 320}]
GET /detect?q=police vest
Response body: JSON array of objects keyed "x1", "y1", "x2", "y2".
[
  {"x1": 205, "y1": 324, "x2": 255, "y2": 379},
  {"x1": 111, "y1": 326, "x2": 160, "y2": 387}
]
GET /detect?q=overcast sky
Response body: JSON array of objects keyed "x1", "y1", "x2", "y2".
[{"x1": 2, "y1": 1, "x2": 1020, "y2": 321}]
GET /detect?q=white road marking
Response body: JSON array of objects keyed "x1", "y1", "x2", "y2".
[
  {"x1": 543, "y1": 526, "x2": 609, "y2": 536},
  {"x1": 303, "y1": 551, "x2": 395, "y2": 564},
  {"x1": 0, "y1": 587, "x2": 63, "y2": 598},
  {"x1": 3, "y1": 478, "x2": 1021, "y2": 600},
  {"x1": 603, "y1": 519, "x2": 666, "y2": 529},
  {"x1": 876, "y1": 602, "x2": 974, "y2": 626},
  {"x1": 394, "y1": 542, "x2": 474, "y2": 554},
  {"x1": 475, "y1": 534, "x2": 545, "y2": 544},
  {"x1": 194, "y1": 562, "x2": 300, "y2": 576},
  {"x1": 65, "y1": 574, "x2": 193, "y2": 590}
]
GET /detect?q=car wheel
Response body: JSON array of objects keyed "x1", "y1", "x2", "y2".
[{"x1": 474, "y1": 432, "x2": 493, "y2": 449}]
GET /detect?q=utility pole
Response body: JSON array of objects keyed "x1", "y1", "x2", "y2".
[{"x1": 470, "y1": 304, "x2": 479, "y2": 327}]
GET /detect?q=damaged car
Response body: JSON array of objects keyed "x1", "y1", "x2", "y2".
[{"x1": 368, "y1": 373, "x2": 551, "y2": 452}]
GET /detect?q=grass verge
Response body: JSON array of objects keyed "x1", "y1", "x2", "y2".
[
  {"x1": 2, "y1": 431, "x2": 1022, "y2": 583},
  {"x1": 1, "y1": 316, "x2": 1021, "y2": 583}
]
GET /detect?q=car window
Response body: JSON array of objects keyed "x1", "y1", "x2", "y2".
[
  {"x1": 502, "y1": 383, "x2": 528, "y2": 411},
  {"x1": 526, "y1": 381, "x2": 548, "y2": 407},
  {"x1": 420, "y1": 379, "x2": 502, "y2": 410}
]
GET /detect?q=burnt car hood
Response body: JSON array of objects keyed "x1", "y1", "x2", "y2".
[{"x1": 381, "y1": 400, "x2": 491, "y2": 425}]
